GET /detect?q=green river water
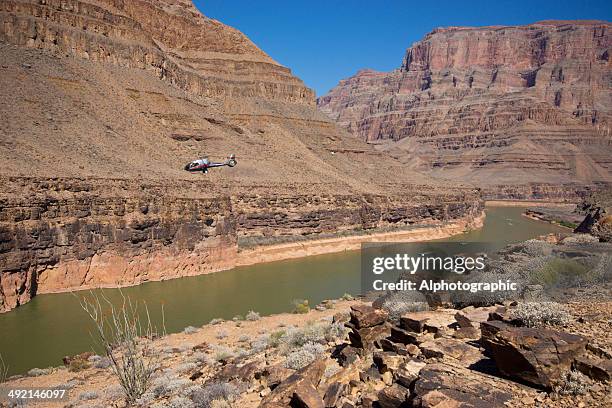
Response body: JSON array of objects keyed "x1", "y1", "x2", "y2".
[{"x1": 0, "y1": 206, "x2": 566, "y2": 375}]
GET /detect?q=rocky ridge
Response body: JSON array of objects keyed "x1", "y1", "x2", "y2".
[
  {"x1": 3, "y1": 295, "x2": 610, "y2": 408},
  {"x1": 318, "y1": 21, "x2": 612, "y2": 192}
]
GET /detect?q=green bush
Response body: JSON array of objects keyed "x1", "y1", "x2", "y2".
[
  {"x1": 529, "y1": 258, "x2": 589, "y2": 287},
  {"x1": 292, "y1": 299, "x2": 310, "y2": 314}
]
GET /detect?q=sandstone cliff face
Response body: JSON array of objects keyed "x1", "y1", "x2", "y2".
[
  {"x1": 318, "y1": 21, "x2": 612, "y2": 189},
  {"x1": 0, "y1": 1, "x2": 484, "y2": 312}
]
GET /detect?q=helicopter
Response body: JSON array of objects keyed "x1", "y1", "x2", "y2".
[{"x1": 184, "y1": 154, "x2": 237, "y2": 174}]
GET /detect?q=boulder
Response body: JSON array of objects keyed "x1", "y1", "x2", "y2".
[
  {"x1": 412, "y1": 362, "x2": 518, "y2": 407},
  {"x1": 349, "y1": 305, "x2": 389, "y2": 329},
  {"x1": 573, "y1": 355, "x2": 612, "y2": 382},
  {"x1": 394, "y1": 360, "x2": 426, "y2": 388},
  {"x1": 323, "y1": 382, "x2": 349, "y2": 407},
  {"x1": 380, "y1": 338, "x2": 409, "y2": 355},
  {"x1": 348, "y1": 322, "x2": 391, "y2": 350},
  {"x1": 332, "y1": 344, "x2": 361, "y2": 367},
  {"x1": 377, "y1": 384, "x2": 410, "y2": 408},
  {"x1": 481, "y1": 321, "x2": 587, "y2": 388},
  {"x1": 291, "y1": 382, "x2": 325, "y2": 408},
  {"x1": 216, "y1": 360, "x2": 263, "y2": 382},
  {"x1": 260, "y1": 364, "x2": 294, "y2": 388},
  {"x1": 373, "y1": 351, "x2": 406, "y2": 373},
  {"x1": 260, "y1": 359, "x2": 326, "y2": 407},
  {"x1": 390, "y1": 326, "x2": 423, "y2": 345},
  {"x1": 62, "y1": 351, "x2": 94, "y2": 366},
  {"x1": 453, "y1": 326, "x2": 480, "y2": 339}
]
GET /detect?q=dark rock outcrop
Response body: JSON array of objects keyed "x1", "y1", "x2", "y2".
[{"x1": 481, "y1": 321, "x2": 588, "y2": 388}]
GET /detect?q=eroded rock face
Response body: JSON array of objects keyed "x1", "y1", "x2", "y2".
[
  {"x1": 318, "y1": 21, "x2": 612, "y2": 191},
  {"x1": 0, "y1": 1, "x2": 485, "y2": 312}
]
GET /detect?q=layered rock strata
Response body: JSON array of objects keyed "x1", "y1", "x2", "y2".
[{"x1": 318, "y1": 21, "x2": 612, "y2": 191}]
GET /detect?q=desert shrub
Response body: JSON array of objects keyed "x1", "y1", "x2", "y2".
[
  {"x1": 191, "y1": 382, "x2": 239, "y2": 408},
  {"x1": 152, "y1": 374, "x2": 191, "y2": 398},
  {"x1": 268, "y1": 330, "x2": 286, "y2": 348},
  {"x1": 232, "y1": 315, "x2": 243, "y2": 322},
  {"x1": 211, "y1": 345, "x2": 235, "y2": 362},
  {"x1": 79, "y1": 391, "x2": 99, "y2": 400},
  {"x1": 0, "y1": 354, "x2": 8, "y2": 383},
  {"x1": 246, "y1": 310, "x2": 261, "y2": 321},
  {"x1": 77, "y1": 292, "x2": 163, "y2": 405},
  {"x1": 92, "y1": 356, "x2": 112, "y2": 369},
  {"x1": 555, "y1": 370, "x2": 591, "y2": 396},
  {"x1": 512, "y1": 302, "x2": 571, "y2": 327},
  {"x1": 176, "y1": 362, "x2": 197, "y2": 374},
  {"x1": 341, "y1": 293, "x2": 354, "y2": 301},
  {"x1": 238, "y1": 335, "x2": 250, "y2": 343},
  {"x1": 323, "y1": 322, "x2": 348, "y2": 342},
  {"x1": 68, "y1": 358, "x2": 91, "y2": 372},
  {"x1": 529, "y1": 257, "x2": 590, "y2": 287},
  {"x1": 27, "y1": 367, "x2": 52, "y2": 377},
  {"x1": 284, "y1": 343, "x2": 326, "y2": 370},
  {"x1": 511, "y1": 239, "x2": 553, "y2": 257},
  {"x1": 279, "y1": 320, "x2": 346, "y2": 354},
  {"x1": 210, "y1": 399, "x2": 232, "y2": 408},
  {"x1": 167, "y1": 396, "x2": 194, "y2": 408},
  {"x1": 250, "y1": 335, "x2": 271, "y2": 353},
  {"x1": 101, "y1": 384, "x2": 124, "y2": 400},
  {"x1": 377, "y1": 290, "x2": 429, "y2": 321},
  {"x1": 183, "y1": 326, "x2": 199, "y2": 335},
  {"x1": 209, "y1": 318, "x2": 224, "y2": 325},
  {"x1": 190, "y1": 352, "x2": 210, "y2": 365},
  {"x1": 292, "y1": 299, "x2": 310, "y2": 314},
  {"x1": 589, "y1": 253, "x2": 612, "y2": 283},
  {"x1": 216, "y1": 330, "x2": 228, "y2": 340},
  {"x1": 451, "y1": 270, "x2": 523, "y2": 308}
]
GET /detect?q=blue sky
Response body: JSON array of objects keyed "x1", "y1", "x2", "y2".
[{"x1": 193, "y1": 0, "x2": 611, "y2": 97}]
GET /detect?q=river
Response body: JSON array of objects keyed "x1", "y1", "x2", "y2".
[{"x1": 0, "y1": 206, "x2": 566, "y2": 375}]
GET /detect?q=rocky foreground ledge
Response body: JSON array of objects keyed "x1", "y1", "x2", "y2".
[{"x1": 2, "y1": 289, "x2": 610, "y2": 408}]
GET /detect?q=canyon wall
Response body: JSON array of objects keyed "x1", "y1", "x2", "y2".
[
  {"x1": 0, "y1": 1, "x2": 483, "y2": 312},
  {"x1": 0, "y1": 177, "x2": 482, "y2": 312},
  {"x1": 318, "y1": 21, "x2": 612, "y2": 190}
]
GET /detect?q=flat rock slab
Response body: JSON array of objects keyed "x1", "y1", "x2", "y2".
[
  {"x1": 481, "y1": 321, "x2": 587, "y2": 388},
  {"x1": 400, "y1": 310, "x2": 457, "y2": 333},
  {"x1": 455, "y1": 306, "x2": 502, "y2": 328},
  {"x1": 412, "y1": 362, "x2": 524, "y2": 408},
  {"x1": 419, "y1": 337, "x2": 484, "y2": 366}
]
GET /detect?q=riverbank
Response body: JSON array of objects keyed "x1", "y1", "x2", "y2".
[
  {"x1": 485, "y1": 200, "x2": 576, "y2": 207},
  {"x1": 236, "y1": 211, "x2": 485, "y2": 267},
  {"x1": 31, "y1": 212, "x2": 485, "y2": 298}
]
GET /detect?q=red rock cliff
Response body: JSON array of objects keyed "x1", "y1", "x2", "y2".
[{"x1": 318, "y1": 21, "x2": 612, "y2": 188}]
